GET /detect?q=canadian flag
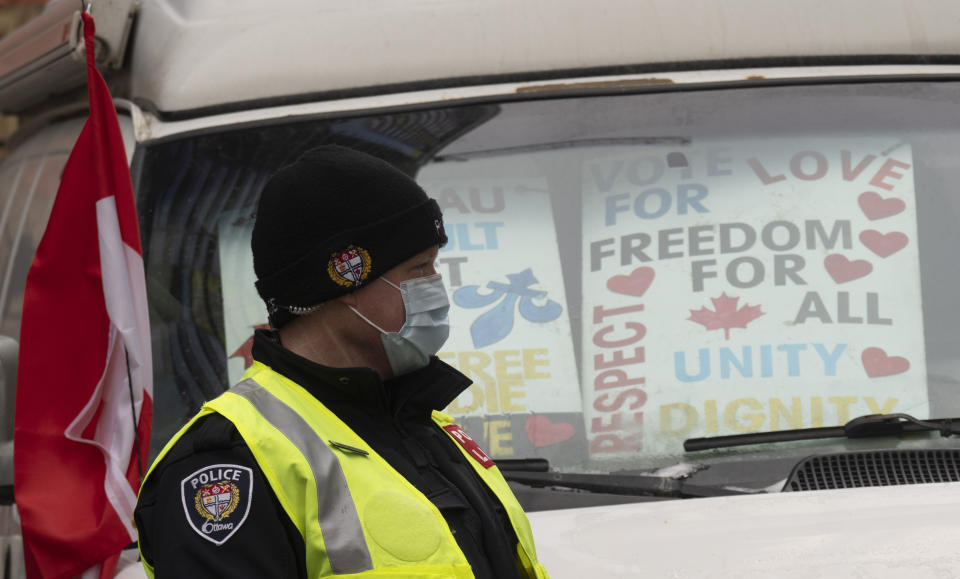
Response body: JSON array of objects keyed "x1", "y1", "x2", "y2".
[{"x1": 14, "y1": 12, "x2": 152, "y2": 579}]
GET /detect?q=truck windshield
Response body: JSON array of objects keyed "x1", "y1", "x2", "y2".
[{"x1": 136, "y1": 81, "x2": 960, "y2": 482}]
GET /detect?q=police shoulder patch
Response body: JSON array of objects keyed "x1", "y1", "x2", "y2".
[{"x1": 181, "y1": 463, "x2": 253, "y2": 545}]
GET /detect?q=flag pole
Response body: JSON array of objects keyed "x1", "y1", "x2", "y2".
[{"x1": 124, "y1": 346, "x2": 144, "y2": 482}]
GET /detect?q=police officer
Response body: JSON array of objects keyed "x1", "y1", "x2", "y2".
[{"x1": 134, "y1": 145, "x2": 548, "y2": 578}]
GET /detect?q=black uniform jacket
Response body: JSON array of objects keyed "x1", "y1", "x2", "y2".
[{"x1": 135, "y1": 330, "x2": 525, "y2": 578}]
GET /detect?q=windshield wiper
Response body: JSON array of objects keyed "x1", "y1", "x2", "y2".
[
  {"x1": 500, "y1": 468, "x2": 745, "y2": 498},
  {"x1": 684, "y1": 413, "x2": 960, "y2": 452}
]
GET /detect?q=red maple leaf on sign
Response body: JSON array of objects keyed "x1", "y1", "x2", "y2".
[{"x1": 688, "y1": 293, "x2": 764, "y2": 340}]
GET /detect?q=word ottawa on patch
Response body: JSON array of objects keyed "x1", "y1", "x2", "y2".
[{"x1": 181, "y1": 464, "x2": 253, "y2": 545}]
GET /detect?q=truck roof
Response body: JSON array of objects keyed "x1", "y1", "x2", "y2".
[{"x1": 127, "y1": 0, "x2": 960, "y2": 116}]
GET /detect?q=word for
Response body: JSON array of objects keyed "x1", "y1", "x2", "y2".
[
  {"x1": 659, "y1": 396, "x2": 899, "y2": 435},
  {"x1": 603, "y1": 184, "x2": 709, "y2": 225},
  {"x1": 747, "y1": 150, "x2": 911, "y2": 191},
  {"x1": 674, "y1": 343, "x2": 846, "y2": 382},
  {"x1": 439, "y1": 349, "x2": 550, "y2": 414},
  {"x1": 793, "y1": 292, "x2": 892, "y2": 325},
  {"x1": 590, "y1": 220, "x2": 851, "y2": 271},
  {"x1": 440, "y1": 222, "x2": 504, "y2": 251},
  {"x1": 691, "y1": 254, "x2": 805, "y2": 292},
  {"x1": 435, "y1": 186, "x2": 505, "y2": 214},
  {"x1": 588, "y1": 303, "x2": 648, "y2": 454}
]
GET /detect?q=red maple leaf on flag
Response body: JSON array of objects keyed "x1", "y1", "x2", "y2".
[
  {"x1": 688, "y1": 292, "x2": 764, "y2": 340},
  {"x1": 230, "y1": 323, "x2": 271, "y2": 368}
]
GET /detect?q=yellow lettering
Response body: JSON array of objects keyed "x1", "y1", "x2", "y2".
[
  {"x1": 484, "y1": 380, "x2": 500, "y2": 413},
  {"x1": 724, "y1": 398, "x2": 764, "y2": 432},
  {"x1": 659, "y1": 402, "x2": 698, "y2": 435},
  {"x1": 810, "y1": 396, "x2": 823, "y2": 427},
  {"x1": 522, "y1": 348, "x2": 550, "y2": 379},
  {"x1": 498, "y1": 377, "x2": 526, "y2": 412},
  {"x1": 704, "y1": 400, "x2": 718, "y2": 434},
  {"x1": 445, "y1": 351, "x2": 533, "y2": 414},
  {"x1": 769, "y1": 397, "x2": 802, "y2": 431},
  {"x1": 494, "y1": 350, "x2": 523, "y2": 382},
  {"x1": 864, "y1": 397, "x2": 898, "y2": 414},
  {"x1": 458, "y1": 351, "x2": 494, "y2": 383},
  {"x1": 828, "y1": 396, "x2": 857, "y2": 424},
  {"x1": 485, "y1": 420, "x2": 514, "y2": 456}
]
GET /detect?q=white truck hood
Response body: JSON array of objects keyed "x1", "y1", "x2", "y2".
[{"x1": 527, "y1": 482, "x2": 960, "y2": 578}]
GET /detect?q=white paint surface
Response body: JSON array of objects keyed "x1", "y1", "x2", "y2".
[{"x1": 528, "y1": 482, "x2": 960, "y2": 578}]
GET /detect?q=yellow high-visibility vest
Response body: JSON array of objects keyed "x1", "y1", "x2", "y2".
[{"x1": 140, "y1": 361, "x2": 549, "y2": 579}]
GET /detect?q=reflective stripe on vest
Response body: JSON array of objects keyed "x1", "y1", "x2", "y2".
[
  {"x1": 230, "y1": 378, "x2": 373, "y2": 573},
  {"x1": 216, "y1": 366, "x2": 474, "y2": 577}
]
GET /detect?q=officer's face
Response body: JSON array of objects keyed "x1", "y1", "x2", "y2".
[{"x1": 352, "y1": 245, "x2": 440, "y2": 333}]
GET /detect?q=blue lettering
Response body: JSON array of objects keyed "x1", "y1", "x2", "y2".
[
  {"x1": 672, "y1": 343, "x2": 845, "y2": 381},
  {"x1": 777, "y1": 344, "x2": 807, "y2": 377},
  {"x1": 634, "y1": 188, "x2": 671, "y2": 219},
  {"x1": 441, "y1": 223, "x2": 504, "y2": 251},
  {"x1": 475, "y1": 221, "x2": 504, "y2": 250},
  {"x1": 759, "y1": 344, "x2": 773, "y2": 377},
  {"x1": 719, "y1": 346, "x2": 752, "y2": 379},
  {"x1": 674, "y1": 349, "x2": 710, "y2": 382},
  {"x1": 813, "y1": 343, "x2": 846, "y2": 376},
  {"x1": 605, "y1": 193, "x2": 631, "y2": 226},
  {"x1": 456, "y1": 223, "x2": 484, "y2": 250}
]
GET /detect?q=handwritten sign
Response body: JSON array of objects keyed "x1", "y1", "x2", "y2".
[
  {"x1": 580, "y1": 139, "x2": 926, "y2": 458},
  {"x1": 420, "y1": 171, "x2": 585, "y2": 466},
  {"x1": 218, "y1": 209, "x2": 264, "y2": 383}
]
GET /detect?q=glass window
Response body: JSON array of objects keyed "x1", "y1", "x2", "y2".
[{"x1": 137, "y1": 82, "x2": 960, "y2": 492}]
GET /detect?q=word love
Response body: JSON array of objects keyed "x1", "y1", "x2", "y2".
[{"x1": 748, "y1": 150, "x2": 911, "y2": 191}]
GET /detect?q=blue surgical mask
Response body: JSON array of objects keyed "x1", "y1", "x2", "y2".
[{"x1": 349, "y1": 273, "x2": 450, "y2": 376}]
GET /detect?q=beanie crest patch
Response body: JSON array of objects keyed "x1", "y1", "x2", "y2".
[{"x1": 327, "y1": 245, "x2": 373, "y2": 288}]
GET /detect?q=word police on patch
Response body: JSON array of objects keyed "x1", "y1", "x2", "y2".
[{"x1": 181, "y1": 464, "x2": 253, "y2": 545}]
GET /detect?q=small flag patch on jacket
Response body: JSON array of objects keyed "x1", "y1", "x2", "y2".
[{"x1": 443, "y1": 424, "x2": 496, "y2": 468}]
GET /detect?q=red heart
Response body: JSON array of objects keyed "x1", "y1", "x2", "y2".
[
  {"x1": 526, "y1": 416, "x2": 575, "y2": 447},
  {"x1": 861, "y1": 347, "x2": 910, "y2": 378},
  {"x1": 824, "y1": 254, "x2": 872, "y2": 283},
  {"x1": 859, "y1": 230, "x2": 908, "y2": 258},
  {"x1": 858, "y1": 192, "x2": 906, "y2": 220},
  {"x1": 607, "y1": 266, "x2": 655, "y2": 297}
]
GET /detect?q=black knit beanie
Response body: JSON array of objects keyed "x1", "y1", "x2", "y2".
[{"x1": 252, "y1": 145, "x2": 447, "y2": 328}]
